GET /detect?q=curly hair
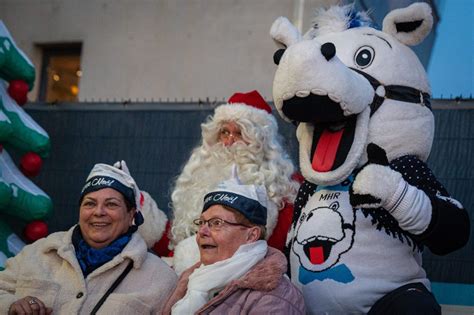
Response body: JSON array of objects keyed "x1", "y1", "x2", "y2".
[{"x1": 170, "y1": 104, "x2": 299, "y2": 245}]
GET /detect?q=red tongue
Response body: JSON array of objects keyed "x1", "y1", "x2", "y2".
[
  {"x1": 311, "y1": 129, "x2": 344, "y2": 172},
  {"x1": 309, "y1": 246, "x2": 325, "y2": 264}
]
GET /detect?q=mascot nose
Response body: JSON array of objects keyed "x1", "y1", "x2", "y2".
[{"x1": 321, "y1": 42, "x2": 336, "y2": 61}]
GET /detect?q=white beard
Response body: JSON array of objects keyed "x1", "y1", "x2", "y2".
[{"x1": 171, "y1": 143, "x2": 279, "y2": 245}]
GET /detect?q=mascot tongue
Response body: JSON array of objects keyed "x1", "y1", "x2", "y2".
[
  {"x1": 310, "y1": 246, "x2": 325, "y2": 264},
  {"x1": 311, "y1": 129, "x2": 344, "y2": 172}
]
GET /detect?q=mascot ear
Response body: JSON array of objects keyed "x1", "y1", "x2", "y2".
[
  {"x1": 270, "y1": 16, "x2": 302, "y2": 48},
  {"x1": 382, "y1": 2, "x2": 433, "y2": 46}
]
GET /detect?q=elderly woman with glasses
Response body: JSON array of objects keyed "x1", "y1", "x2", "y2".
[
  {"x1": 162, "y1": 174, "x2": 305, "y2": 314},
  {"x1": 0, "y1": 162, "x2": 177, "y2": 315}
]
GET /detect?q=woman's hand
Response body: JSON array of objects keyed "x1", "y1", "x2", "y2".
[{"x1": 8, "y1": 296, "x2": 53, "y2": 315}]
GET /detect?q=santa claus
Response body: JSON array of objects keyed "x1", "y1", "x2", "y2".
[{"x1": 166, "y1": 90, "x2": 300, "y2": 274}]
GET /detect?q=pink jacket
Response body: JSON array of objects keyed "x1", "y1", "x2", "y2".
[{"x1": 162, "y1": 247, "x2": 305, "y2": 314}]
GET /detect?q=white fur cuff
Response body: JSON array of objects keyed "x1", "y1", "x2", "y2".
[
  {"x1": 173, "y1": 235, "x2": 201, "y2": 275},
  {"x1": 387, "y1": 181, "x2": 432, "y2": 235}
]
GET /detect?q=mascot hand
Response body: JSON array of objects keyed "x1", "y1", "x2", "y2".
[
  {"x1": 350, "y1": 143, "x2": 402, "y2": 210},
  {"x1": 350, "y1": 143, "x2": 432, "y2": 234}
]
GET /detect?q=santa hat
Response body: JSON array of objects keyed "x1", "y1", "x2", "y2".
[
  {"x1": 212, "y1": 90, "x2": 276, "y2": 128},
  {"x1": 203, "y1": 167, "x2": 268, "y2": 226},
  {"x1": 228, "y1": 90, "x2": 272, "y2": 113},
  {"x1": 80, "y1": 162, "x2": 144, "y2": 227}
]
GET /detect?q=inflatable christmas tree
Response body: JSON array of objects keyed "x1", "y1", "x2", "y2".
[{"x1": 0, "y1": 21, "x2": 52, "y2": 268}]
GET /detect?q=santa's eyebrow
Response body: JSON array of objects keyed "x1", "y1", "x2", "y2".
[{"x1": 364, "y1": 33, "x2": 392, "y2": 48}]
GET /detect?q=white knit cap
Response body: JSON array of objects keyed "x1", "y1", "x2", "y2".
[
  {"x1": 202, "y1": 166, "x2": 268, "y2": 225},
  {"x1": 81, "y1": 162, "x2": 144, "y2": 226}
]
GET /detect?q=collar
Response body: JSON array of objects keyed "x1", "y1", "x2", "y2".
[
  {"x1": 43, "y1": 225, "x2": 148, "y2": 270},
  {"x1": 234, "y1": 247, "x2": 287, "y2": 291}
]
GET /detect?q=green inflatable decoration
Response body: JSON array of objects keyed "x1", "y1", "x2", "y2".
[
  {"x1": 0, "y1": 221, "x2": 25, "y2": 270},
  {"x1": 0, "y1": 219, "x2": 24, "y2": 269},
  {"x1": 0, "y1": 20, "x2": 52, "y2": 268},
  {"x1": 0, "y1": 22, "x2": 35, "y2": 88},
  {"x1": 0, "y1": 104, "x2": 13, "y2": 141},
  {"x1": 0, "y1": 82, "x2": 50, "y2": 157},
  {"x1": 0, "y1": 149, "x2": 52, "y2": 220}
]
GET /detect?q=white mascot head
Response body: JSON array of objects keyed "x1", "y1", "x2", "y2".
[{"x1": 271, "y1": 2, "x2": 434, "y2": 186}]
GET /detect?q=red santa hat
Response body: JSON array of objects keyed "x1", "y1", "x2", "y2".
[
  {"x1": 227, "y1": 90, "x2": 272, "y2": 113},
  {"x1": 212, "y1": 90, "x2": 275, "y2": 128}
]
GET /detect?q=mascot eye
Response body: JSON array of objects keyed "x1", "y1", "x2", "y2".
[
  {"x1": 273, "y1": 48, "x2": 286, "y2": 65},
  {"x1": 354, "y1": 46, "x2": 375, "y2": 68}
]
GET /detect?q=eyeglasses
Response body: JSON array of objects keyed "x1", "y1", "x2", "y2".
[
  {"x1": 193, "y1": 217, "x2": 251, "y2": 231},
  {"x1": 218, "y1": 128, "x2": 243, "y2": 141}
]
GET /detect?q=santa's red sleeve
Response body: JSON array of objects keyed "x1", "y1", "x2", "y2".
[
  {"x1": 152, "y1": 220, "x2": 174, "y2": 257},
  {"x1": 267, "y1": 172, "x2": 303, "y2": 250},
  {"x1": 267, "y1": 202, "x2": 294, "y2": 250}
]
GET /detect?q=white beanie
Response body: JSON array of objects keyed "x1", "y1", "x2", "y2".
[
  {"x1": 81, "y1": 162, "x2": 144, "y2": 226},
  {"x1": 202, "y1": 166, "x2": 268, "y2": 225}
]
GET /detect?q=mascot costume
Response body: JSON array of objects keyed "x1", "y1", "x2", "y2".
[{"x1": 270, "y1": 3, "x2": 470, "y2": 314}]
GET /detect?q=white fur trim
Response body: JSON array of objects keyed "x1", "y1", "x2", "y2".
[
  {"x1": 173, "y1": 235, "x2": 200, "y2": 276},
  {"x1": 382, "y1": 2, "x2": 433, "y2": 46},
  {"x1": 137, "y1": 191, "x2": 168, "y2": 248},
  {"x1": 212, "y1": 103, "x2": 276, "y2": 128},
  {"x1": 265, "y1": 201, "x2": 278, "y2": 238},
  {"x1": 386, "y1": 180, "x2": 432, "y2": 235}
]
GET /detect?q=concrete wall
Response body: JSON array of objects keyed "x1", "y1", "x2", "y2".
[
  {"x1": 0, "y1": 0, "x2": 435, "y2": 102},
  {"x1": 0, "y1": 0, "x2": 335, "y2": 102}
]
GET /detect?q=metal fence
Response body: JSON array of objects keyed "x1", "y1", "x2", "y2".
[{"x1": 11, "y1": 99, "x2": 474, "y2": 285}]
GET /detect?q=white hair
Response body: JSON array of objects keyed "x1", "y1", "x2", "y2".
[
  {"x1": 170, "y1": 105, "x2": 299, "y2": 245},
  {"x1": 304, "y1": 4, "x2": 372, "y2": 39}
]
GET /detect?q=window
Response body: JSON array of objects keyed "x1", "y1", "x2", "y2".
[{"x1": 38, "y1": 43, "x2": 82, "y2": 102}]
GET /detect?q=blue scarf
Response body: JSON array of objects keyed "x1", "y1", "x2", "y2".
[{"x1": 72, "y1": 225, "x2": 132, "y2": 277}]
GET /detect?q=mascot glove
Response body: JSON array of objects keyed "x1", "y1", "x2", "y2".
[
  {"x1": 351, "y1": 163, "x2": 401, "y2": 209},
  {"x1": 350, "y1": 144, "x2": 432, "y2": 234}
]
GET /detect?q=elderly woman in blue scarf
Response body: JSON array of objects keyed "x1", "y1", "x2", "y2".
[{"x1": 0, "y1": 161, "x2": 177, "y2": 315}]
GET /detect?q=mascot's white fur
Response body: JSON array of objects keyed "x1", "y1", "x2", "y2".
[
  {"x1": 270, "y1": 3, "x2": 469, "y2": 314},
  {"x1": 138, "y1": 191, "x2": 168, "y2": 248}
]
